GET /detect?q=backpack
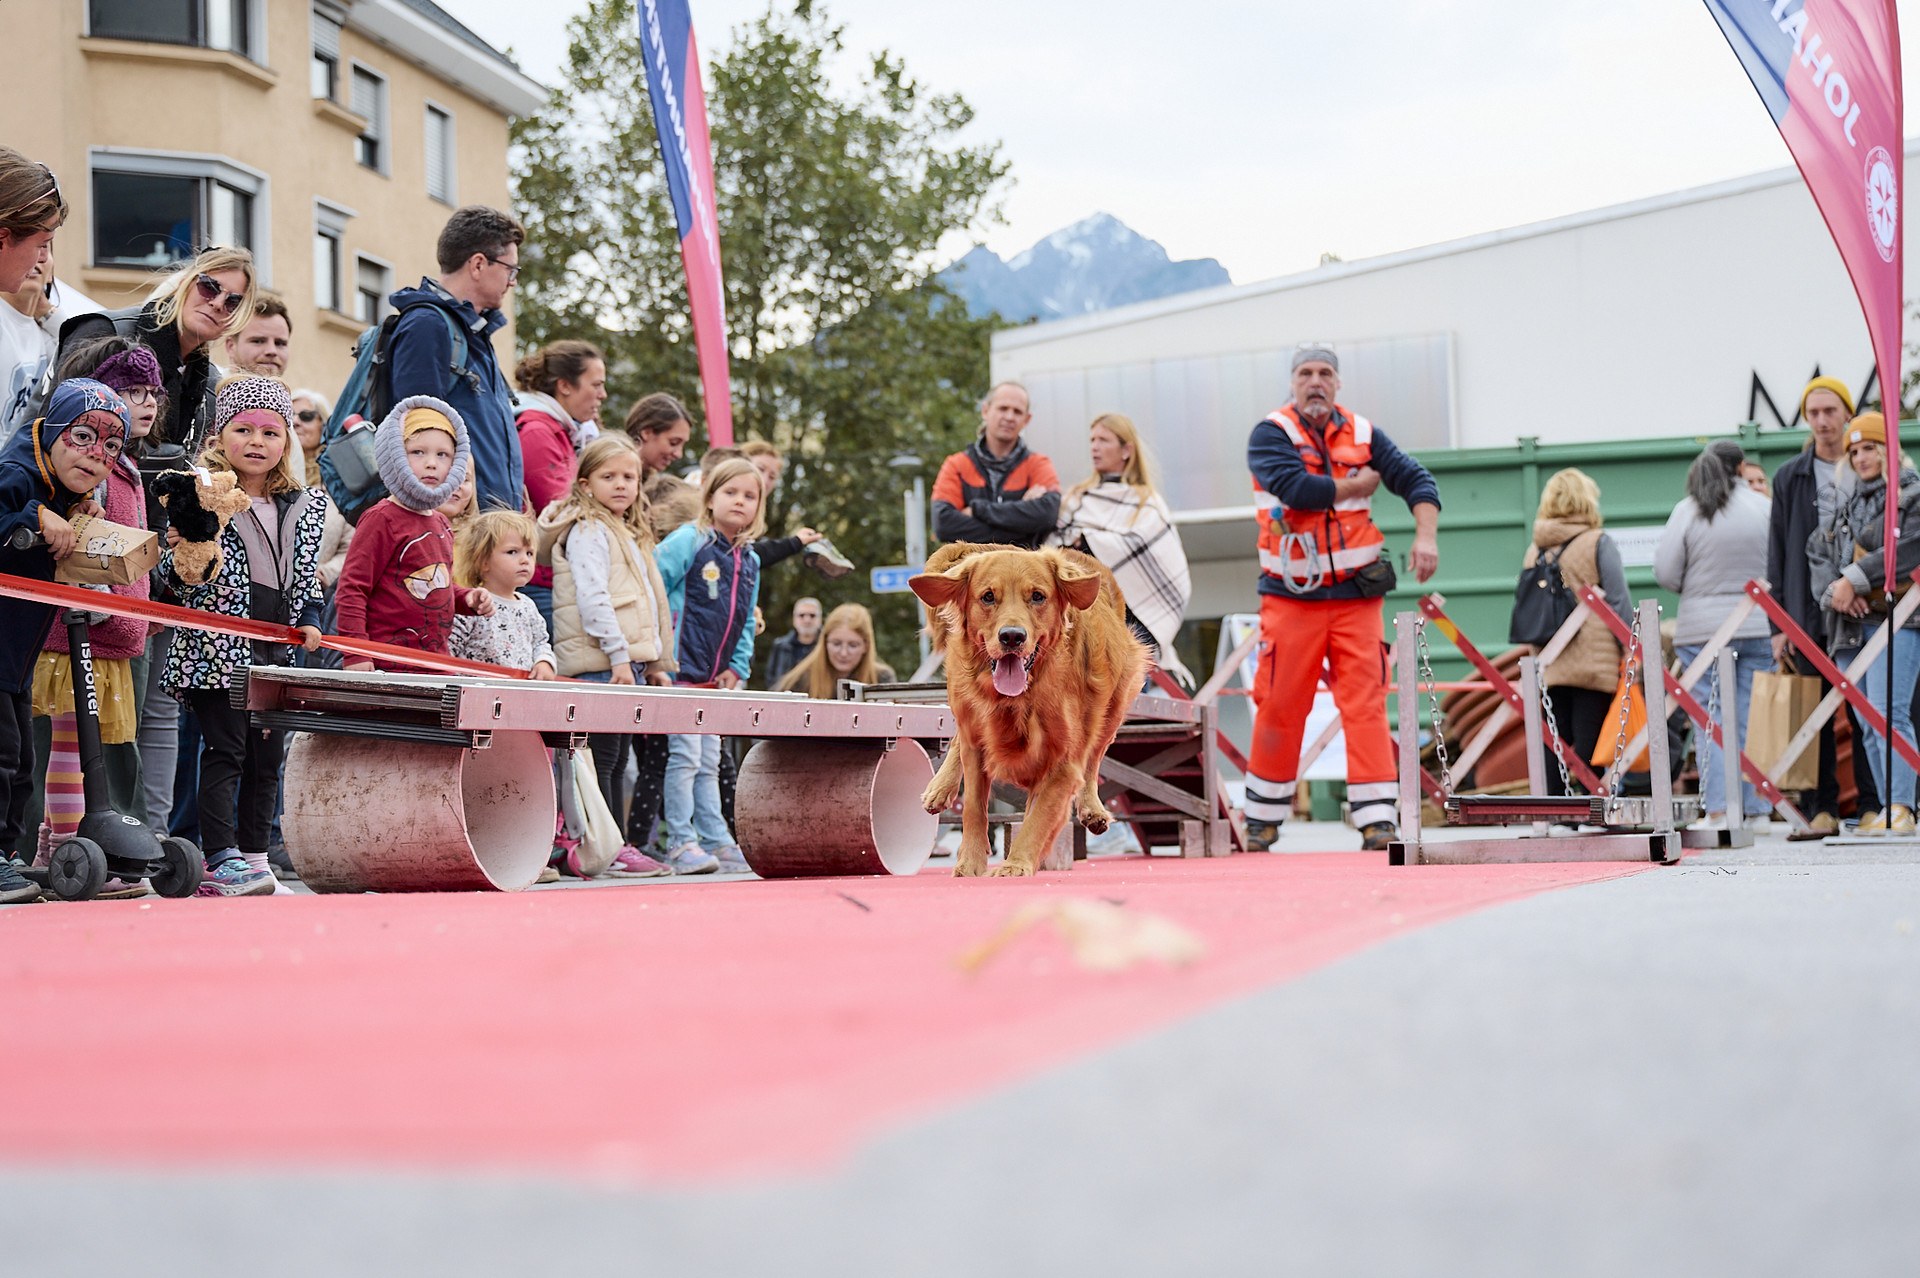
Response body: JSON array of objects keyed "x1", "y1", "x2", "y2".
[
  {"x1": 1508, "y1": 533, "x2": 1585, "y2": 647},
  {"x1": 318, "y1": 300, "x2": 479, "y2": 524}
]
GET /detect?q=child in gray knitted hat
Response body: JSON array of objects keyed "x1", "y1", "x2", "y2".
[{"x1": 334, "y1": 396, "x2": 494, "y2": 672}]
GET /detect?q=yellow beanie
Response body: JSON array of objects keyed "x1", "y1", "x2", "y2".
[
  {"x1": 402, "y1": 406, "x2": 456, "y2": 442},
  {"x1": 1844, "y1": 411, "x2": 1886, "y2": 448},
  {"x1": 1801, "y1": 376, "x2": 1855, "y2": 419}
]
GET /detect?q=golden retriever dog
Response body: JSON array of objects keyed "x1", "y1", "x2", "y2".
[{"x1": 911, "y1": 543, "x2": 1148, "y2": 876}]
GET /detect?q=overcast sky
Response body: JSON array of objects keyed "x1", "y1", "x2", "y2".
[{"x1": 441, "y1": 0, "x2": 1920, "y2": 284}]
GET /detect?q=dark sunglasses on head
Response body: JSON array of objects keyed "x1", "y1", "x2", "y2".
[{"x1": 194, "y1": 272, "x2": 246, "y2": 316}]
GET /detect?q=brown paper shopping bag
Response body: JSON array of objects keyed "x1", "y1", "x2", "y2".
[{"x1": 1746, "y1": 668, "x2": 1822, "y2": 791}]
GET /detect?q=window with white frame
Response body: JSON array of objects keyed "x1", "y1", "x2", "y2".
[
  {"x1": 311, "y1": 6, "x2": 342, "y2": 100},
  {"x1": 355, "y1": 257, "x2": 392, "y2": 325},
  {"x1": 313, "y1": 202, "x2": 351, "y2": 313},
  {"x1": 90, "y1": 153, "x2": 265, "y2": 269},
  {"x1": 90, "y1": 0, "x2": 255, "y2": 59},
  {"x1": 424, "y1": 104, "x2": 456, "y2": 205},
  {"x1": 351, "y1": 66, "x2": 389, "y2": 173}
]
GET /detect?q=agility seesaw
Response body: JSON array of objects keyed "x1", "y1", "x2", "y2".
[
  {"x1": 0, "y1": 572, "x2": 953, "y2": 891},
  {"x1": 1389, "y1": 599, "x2": 1682, "y2": 866}
]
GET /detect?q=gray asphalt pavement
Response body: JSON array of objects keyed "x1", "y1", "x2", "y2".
[{"x1": 8, "y1": 833, "x2": 1919, "y2": 1277}]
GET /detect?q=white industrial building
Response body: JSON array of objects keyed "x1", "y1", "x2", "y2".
[{"x1": 992, "y1": 142, "x2": 1920, "y2": 618}]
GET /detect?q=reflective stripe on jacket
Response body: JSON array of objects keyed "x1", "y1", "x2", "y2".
[{"x1": 1251, "y1": 404, "x2": 1385, "y2": 588}]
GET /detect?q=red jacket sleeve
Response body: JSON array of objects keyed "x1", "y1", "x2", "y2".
[
  {"x1": 1020, "y1": 453, "x2": 1060, "y2": 492},
  {"x1": 518, "y1": 413, "x2": 575, "y2": 516},
  {"x1": 333, "y1": 504, "x2": 390, "y2": 640}
]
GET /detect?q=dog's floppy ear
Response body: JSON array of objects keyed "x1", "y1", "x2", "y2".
[
  {"x1": 1054, "y1": 555, "x2": 1103, "y2": 612},
  {"x1": 910, "y1": 564, "x2": 968, "y2": 610}
]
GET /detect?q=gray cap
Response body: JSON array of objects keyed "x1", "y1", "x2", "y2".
[{"x1": 1291, "y1": 343, "x2": 1339, "y2": 373}]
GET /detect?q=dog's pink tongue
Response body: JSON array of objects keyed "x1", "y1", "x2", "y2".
[{"x1": 992, "y1": 653, "x2": 1028, "y2": 697}]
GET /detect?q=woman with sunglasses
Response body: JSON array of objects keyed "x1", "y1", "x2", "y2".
[{"x1": 56, "y1": 245, "x2": 257, "y2": 459}]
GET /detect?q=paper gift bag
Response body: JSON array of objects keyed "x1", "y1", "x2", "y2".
[
  {"x1": 1746, "y1": 669, "x2": 1822, "y2": 791},
  {"x1": 53, "y1": 513, "x2": 160, "y2": 586}
]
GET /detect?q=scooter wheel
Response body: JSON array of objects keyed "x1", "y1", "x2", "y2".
[
  {"x1": 151, "y1": 836, "x2": 205, "y2": 899},
  {"x1": 48, "y1": 837, "x2": 108, "y2": 901}
]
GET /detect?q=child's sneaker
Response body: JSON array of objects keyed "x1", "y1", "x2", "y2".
[
  {"x1": 0, "y1": 860, "x2": 41, "y2": 904},
  {"x1": 606, "y1": 846, "x2": 672, "y2": 878},
  {"x1": 658, "y1": 842, "x2": 719, "y2": 875},
  {"x1": 710, "y1": 845, "x2": 753, "y2": 875},
  {"x1": 195, "y1": 854, "x2": 275, "y2": 898}
]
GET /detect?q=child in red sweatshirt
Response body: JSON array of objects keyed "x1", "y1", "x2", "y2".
[{"x1": 335, "y1": 395, "x2": 493, "y2": 671}]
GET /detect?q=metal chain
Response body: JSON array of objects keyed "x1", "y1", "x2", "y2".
[
  {"x1": 1607, "y1": 607, "x2": 1644, "y2": 799},
  {"x1": 1415, "y1": 615, "x2": 1455, "y2": 797},
  {"x1": 1538, "y1": 673, "x2": 1575, "y2": 796}
]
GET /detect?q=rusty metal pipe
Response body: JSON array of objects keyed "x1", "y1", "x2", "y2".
[
  {"x1": 282, "y1": 730, "x2": 554, "y2": 893},
  {"x1": 735, "y1": 738, "x2": 937, "y2": 878}
]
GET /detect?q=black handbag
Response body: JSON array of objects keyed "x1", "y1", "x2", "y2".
[{"x1": 1508, "y1": 535, "x2": 1582, "y2": 646}]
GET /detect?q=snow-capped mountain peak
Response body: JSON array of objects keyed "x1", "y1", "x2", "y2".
[{"x1": 941, "y1": 214, "x2": 1231, "y2": 324}]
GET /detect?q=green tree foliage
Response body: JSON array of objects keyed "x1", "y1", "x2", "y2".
[{"x1": 511, "y1": 0, "x2": 1008, "y2": 675}]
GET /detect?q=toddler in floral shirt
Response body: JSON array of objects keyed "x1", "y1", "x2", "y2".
[{"x1": 451, "y1": 510, "x2": 557, "y2": 679}]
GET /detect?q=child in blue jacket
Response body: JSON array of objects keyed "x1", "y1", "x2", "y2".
[
  {"x1": 0, "y1": 380, "x2": 123, "y2": 901},
  {"x1": 651, "y1": 457, "x2": 763, "y2": 875}
]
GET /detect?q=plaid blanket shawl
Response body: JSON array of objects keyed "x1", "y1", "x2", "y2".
[{"x1": 1050, "y1": 481, "x2": 1194, "y2": 684}]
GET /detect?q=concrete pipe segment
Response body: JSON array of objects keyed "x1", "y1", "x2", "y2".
[
  {"x1": 282, "y1": 731, "x2": 555, "y2": 892},
  {"x1": 735, "y1": 738, "x2": 938, "y2": 877}
]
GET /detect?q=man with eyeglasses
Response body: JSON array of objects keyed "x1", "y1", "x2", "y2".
[{"x1": 386, "y1": 205, "x2": 525, "y2": 513}]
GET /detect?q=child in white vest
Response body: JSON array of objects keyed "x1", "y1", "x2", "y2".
[{"x1": 536, "y1": 433, "x2": 676, "y2": 876}]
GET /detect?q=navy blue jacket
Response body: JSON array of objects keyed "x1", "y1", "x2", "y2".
[
  {"x1": 387, "y1": 280, "x2": 521, "y2": 513},
  {"x1": 656, "y1": 524, "x2": 761, "y2": 684},
  {"x1": 0, "y1": 422, "x2": 91, "y2": 693},
  {"x1": 1247, "y1": 408, "x2": 1441, "y2": 601}
]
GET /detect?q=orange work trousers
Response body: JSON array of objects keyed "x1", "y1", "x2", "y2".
[{"x1": 1245, "y1": 592, "x2": 1399, "y2": 828}]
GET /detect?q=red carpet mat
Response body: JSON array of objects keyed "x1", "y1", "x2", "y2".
[{"x1": 0, "y1": 853, "x2": 1646, "y2": 1182}]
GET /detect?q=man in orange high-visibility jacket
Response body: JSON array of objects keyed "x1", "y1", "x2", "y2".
[{"x1": 1244, "y1": 345, "x2": 1440, "y2": 852}]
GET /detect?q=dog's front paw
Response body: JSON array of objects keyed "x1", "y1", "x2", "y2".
[
  {"x1": 988, "y1": 861, "x2": 1036, "y2": 877},
  {"x1": 922, "y1": 780, "x2": 959, "y2": 815},
  {"x1": 953, "y1": 846, "x2": 991, "y2": 876},
  {"x1": 1077, "y1": 799, "x2": 1113, "y2": 834}
]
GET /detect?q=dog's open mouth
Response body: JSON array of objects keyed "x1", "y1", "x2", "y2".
[{"x1": 991, "y1": 650, "x2": 1037, "y2": 697}]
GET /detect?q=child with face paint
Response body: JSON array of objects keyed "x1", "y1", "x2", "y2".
[
  {"x1": 19, "y1": 348, "x2": 163, "y2": 892},
  {"x1": 0, "y1": 378, "x2": 117, "y2": 901},
  {"x1": 162, "y1": 375, "x2": 329, "y2": 897}
]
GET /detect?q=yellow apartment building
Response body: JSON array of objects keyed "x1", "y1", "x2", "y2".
[{"x1": 0, "y1": 0, "x2": 545, "y2": 397}]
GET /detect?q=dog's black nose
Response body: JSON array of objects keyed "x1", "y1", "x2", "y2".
[{"x1": 998, "y1": 626, "x2": 1026, "y2": 650}]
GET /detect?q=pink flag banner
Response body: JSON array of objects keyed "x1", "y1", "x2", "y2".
[
  {"x1": 1704, "y1": 0, "x2": 1902, "y2": 585},
  {"x1": 636, "y1": 0, "x2": 734, "y2": 447}
]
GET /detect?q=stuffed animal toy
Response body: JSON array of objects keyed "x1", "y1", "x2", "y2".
[{"x1": 151, "y1": 468, "x2": 251, "y2": 585}]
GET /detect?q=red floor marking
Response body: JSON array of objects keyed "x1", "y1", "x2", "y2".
[{"x1": 0, "y1": 853, "x2": 1647, "y2": 1182}]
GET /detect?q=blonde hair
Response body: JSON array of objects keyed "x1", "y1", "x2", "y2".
[
  {"x1": 199, "y1": 374, "x2": 301, "y2": 496},
  {"x1": 697, "y1": 456, "x2": 767, "y2": 544},
  {"x1": 1536, "y1": 467, "x2": 1602, "y2": 525},
  {"x1": 1068, "y1": 413, "x2": 1158, "y2": 525},
  {"x1": 149, "y1": 246, "x2": 258, "y2": 342},
  {"x1": 778, "y1": 603, "x2": 881, "y2": 699},
  {"x1": 454, "y1": 509, "x2": 539, "y2": 588},
  {"x1": 555, "y1": 432, "x2": 652, "y2": 543},
  {"x1": 739, "y1": 439, "x2": 780, "y2": 461}
]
